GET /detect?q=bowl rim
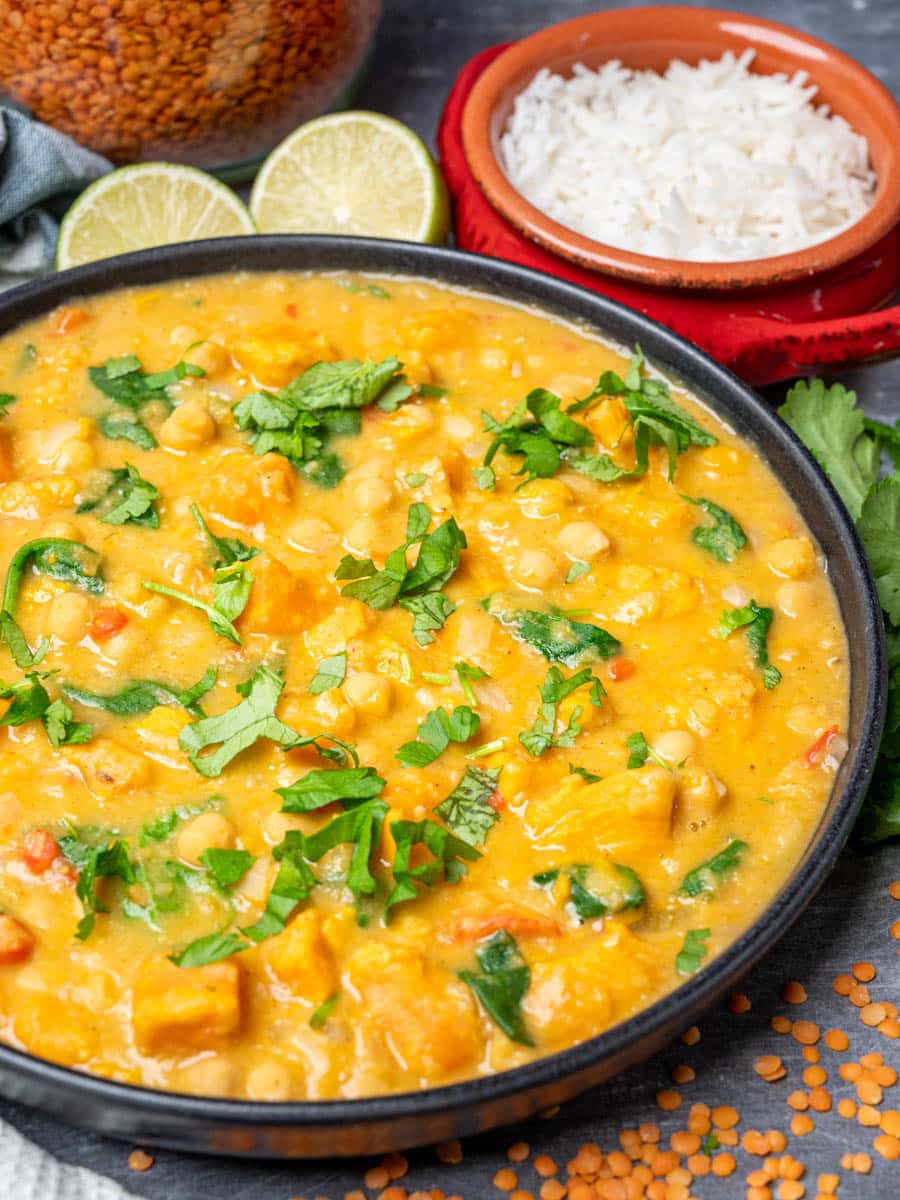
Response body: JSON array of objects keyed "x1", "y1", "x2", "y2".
[
  {"x1": 0, "y1": 234, "x2": 886, "y2": 1151},
  {"x1": 460, "y1": 5, "x2": 900, "y2": 290}
]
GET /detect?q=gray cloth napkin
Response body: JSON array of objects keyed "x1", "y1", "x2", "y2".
[
  {"x1": 0, "y1": 103, "x2": 110, "y2": 278},
  {"x1": 0, "y1": 1118, "x2": 142, "y2": 1200}
]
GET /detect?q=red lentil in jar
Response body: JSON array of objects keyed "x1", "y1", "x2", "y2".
[{"x1": 0, "y1": 0, "x2": 381, "y2": 174}]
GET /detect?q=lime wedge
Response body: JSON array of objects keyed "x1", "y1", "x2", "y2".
[
  {"x1": 250, "y1": 112, "x2": 449, "y2": 243},
  {"x1": 57, "y1": 163, "x2": 255, "y2": 269}
]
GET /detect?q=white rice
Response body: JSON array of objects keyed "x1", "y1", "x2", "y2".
[{"x1": 498, "y1": 50, "x2": 876, "y2": 263}]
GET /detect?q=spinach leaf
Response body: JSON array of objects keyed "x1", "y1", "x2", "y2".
[
  {"x1": 242, "y1": 836, "x2": 318, "y2": 942},
  {"x1": 277, "y1": 766, "x2": 385, "y2": 813},
  {"x1": 190, "y1": 504, "x2": 259, "y2": 567},
  {"x1": 178, "y1": 664, "x2": 356, "y2": 778},
  {"x1": 683, "y1": 496, "x2": 747, "y2": 563},
  {"x1": 169, "y1": 930, "x2": 250, "y2": 968},
  {"x1": 198, "y1": 847, "x2": 255, "y2": 889},
  {"x1": 433, "y1": 765, "x2": 501, "y2": 847},
  {"x1": 680, "y1": 839, "x2": 748, "y2": 897},
  {"x1": 484, "y1": 596, "x2": 620, "y2": 666},
  {"x1": 568, "y1": 763, "x2": 602, "y2": 783},
  {"x1": 77, "y1": 464, "x2": 159, "y2": 528},
  {"x1": 137, "y1": 798, "x2": 220, "y2": 846},
  {"x1": 308, "y1": 652, "x2": 347, "y2": 695},
  {"x1": 337, "y1": 505, "x2": 466, "y2": 645},
  {"x1": 676, "y1": 928, "x2": 711, "y2": 976},
  {"x1": 519, "y1": 666, "x2": 605, "y2": 757},
  {"x1": 96, "y1": 414, "x2": 158, "y2": 450},
  {"x1": 57, "y1": 830, "x2": 135, "y2": 940},
  {"x1": 533, "y1": 862, "x2": 644, "y2": 921},
  {"x1": 717, "y1": 600, "x2": 781, "y2": 689},
  {"x1": 459, "y1": 930, "x2": 534, "y2": 1045},
  {"x1": 63, "y1": 666, "x2": 216, "y2": 719},
  {"x1": 385, "y1": 819, "x2": 479, "y2": 917},
  {"x1": 89, "y1": 351, "x2": 205, "y2": 451},
  {"x1": 233, "y1": 357, "x2": 412, "y2": 487},
  {"x1": 309, "y1": 992, "x2": 340, "y2": 1029},
  {"x1": 395, "y1": 705, "x2": 480, "y2": 767}
]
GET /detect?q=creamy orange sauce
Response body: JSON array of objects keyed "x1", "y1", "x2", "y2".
[{"x1": 0, "y1": 273, "x2": 847, "y2": 1099}]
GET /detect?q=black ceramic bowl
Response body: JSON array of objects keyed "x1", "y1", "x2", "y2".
[{"x1": 0, "y1": 237, "x2": 886, "y2": 1158}]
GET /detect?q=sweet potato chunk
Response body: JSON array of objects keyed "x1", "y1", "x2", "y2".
[
  {"x1": 68, "y1": 738, "x2": 151, "y2": 797},
  {"x1": 231, "y1": 329, "x2": 333, "y2": 388},
  {"x1": 348, "y1": 942, "x2": 482, "y2": 1082},
  {"x1": 133, "y1": 958, "x2": 241, "y2": 1053},
  {"x1": 201, "y1": 451, "x2": 294, "y2": 529},
  {"x1": 526, "y1": 766, "x2": 675, "y2": 860},
  {"x1": 237, "y1": 552, "x2": 308, "y2": 636},
  {"x1": 264, "y1": 910, "x2": 338, "y2": 1006}
]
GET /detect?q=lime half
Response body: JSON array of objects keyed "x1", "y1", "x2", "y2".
[
  {"x1": 57, "y1": 163, "x2": 255, "y2": 269},
  {"x1": 250, "y1": 112, "x2": 449, "y2": 243}
]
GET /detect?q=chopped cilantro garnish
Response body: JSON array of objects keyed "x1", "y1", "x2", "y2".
[
  {"x1": 680, "y1": 839, "x2": 748, "y2": 897},
  {"x1": 434, "y1": 765, "x2": 501, "y2": 847},
  {"x1": 717, "y1": 600, "x2": 781, "y2": 689},
  {"x1": 89, "y1": 351, "x2": 204, "y2": 450},
  {"x1": 395, "y1": 704, "x2": 480, "y2": 767},
  {"x1": 63, "y1": 667, "x2": 216, "y2": 720},
  {"x1": 533, "y1": 862, "x2": 644, "y2": 921},
  {"x1": 309, "y1": 992, "x2": 340, "y2": 1029},
  {"x1": 1, "y1": 538, "x2": 103, "y2": 667},
  {"x1": 682, "y1": 496, "x2": 747, "y2": 563},
  {"x1": 519, "y1": 666, "x2": 605, "y2": 757},
  {"x1": 308, "y1": 652, "x2": 347, "y2": 695},
  {"x1": 484, "y1": 596, "x2": 620, "y2": 666},
  {"x1": 58, "y1": 829, "x2": 135, "y2": 941},
  {"x1": 385, "y1": 819, "x2": 479, "y2": 917},
  {"x1": 198, "y1": 847, "x2": 255, "y2": 890},
  {"x1": 676, "y1": 928, "x2": 711, "y2": 975},
  {"x1": 625, "y1": 731, "x2": 670, "y2": 771},
  {"x1": 77, "y1": 464, "x2": 159, "y2": 528},
  {"x1": 190, "y1": 504, "x2": 259, "y2": 567}
]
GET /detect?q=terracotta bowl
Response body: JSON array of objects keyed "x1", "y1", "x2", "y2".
[{"x1": 461, "y1": 6, "x2": 900, "y2": 289}]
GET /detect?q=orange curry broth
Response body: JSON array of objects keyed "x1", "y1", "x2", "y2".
[{"x1": 0, "y1": 273, "x2": 847, "y2": 1100}]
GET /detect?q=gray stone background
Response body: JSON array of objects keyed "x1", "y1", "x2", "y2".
[{"x1": 1, "y1": 1, "x2": 898, "y2": 1196}]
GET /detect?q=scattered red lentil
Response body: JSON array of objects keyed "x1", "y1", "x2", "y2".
[
  {"x1": 824, "y1": 1029, "x2": 849, "y2": 1052},
  {"x1": 882, "y1": 1109, "x2": 900, "y2": 1135},
  {"x1": 743, "y1": 1130, "x2": 770, "y2": 1155},
  {"x1": 848, "y1": 985, "x2": 871, "y2": 1008},
  {"x1": 755, "y1": 1055, "x2": 785, "y2": 1080},
  {"x1": 507, "y1": 1143, "x2": 530, "y2": 1164},
  {"x1": 802, "y1": 1047, "x2": 820, "y2": 1064},
  {"x1": 539, "y1": 1182, "x2": 566, "y2": 1200},
  {"x1": 494, "y1": 1168, "x2": 518, "y2": 1192},
  {"x1": 777, "y1": 1182, "x2": 805, "y2": 1200},
  {"x1": 838, "y1": 1097, "x2": 858, "y2": 1119},
  {"x1": 791, "y1": 1021, "x2": 820, "y2": 1046},
  {"x1": 874, "y1": 1132, "x2": 900, "y2": 1160},
  {"x1": 365, "y1": 1167, "x2": 390, "y2": 1191},
  {"x1": 852, "y1": 961, "x2": 876, "y2": 982},
  {"x1": 730, "y1": 992, "x2": 752, "y2": 1014},
  {"x1": 861, "y1": 1002, "x2": 888, "y2": 1027},
  {"x1": 681, "y1": 1026, "x2": 701, "y2": 1046},
  {"x1": 891, "y1": 920, "x2": 900, "y2": 939},
  {"x1": 533, "y1": 1155, "x2": 557, "y2": 1178},
  {"x1": 850, "y1": 1152, "x2": 872, "y2": 1174},
  {"x1": 655, "y1": 1090, "x2": 682, "y2": 1112},
  {"x1": 671, "y1": 1064, "x2": 695, "y2": 1085},
  {"x1": 782, "y1": 981, "x2": 808, "y2": 1005},
  {"x1": 712, "y1": 1105, "x2": 740, "y2": 1129},
  {"x1": 856, "y1": 1078, "x2": 883, "y2": 1106},
  {"x1": 711, "y1": 1151, "x2": 737, "y2": 1176},
  {"x1": 771, "y1": 1015, "x2": 792, "y2": 1034},
  {"x1": 859, "y1": 1104, "x2": 881, "y2": 1127},
  {"x1": 790, "y1": 1115, "x2": 815, "y2": 1137},
  {"x1": 436, "y1": 1141, "x2": 463, "y2": 1166},
  {"x1": 817, "y1": 1174, "x2": 839, "y2": 1193},
  {"x1": 127, "y1": 1149, "x2": 154, "y2": 1173},
  {"x1": 788, "y1": 1091, "x2": 810, "y2": 1111},
  {"x1": 803, "y1": 1066, "x2": 827, "y2": 1087},
  {"x1": 808, "y1": 1089, "x2": 832, "y2": 1114},
  {"x1": 890, "y1": 881, "x2": 900, "y2": 900},
  {"x1": 382, "y1": 1153, "x2": 408, "y2": 1181}
]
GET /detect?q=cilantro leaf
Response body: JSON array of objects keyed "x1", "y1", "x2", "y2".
[
  {"x1": 242, "y1": 836, "x2": 318, "y2": 942},
  {"x1": 198, "y1": 847, "x2": 255, "y2": 889},
  {"x1": 190, "y1": 504, "x2": 259, "y2": 567},
  {"x1": 302, "y1": 798, "x2": 389, "y2": 899},
  {"x1": 565, "y1": 561, "x2": 591, "y2": 584},
  {"x1": 63, "y1": 667, "x2": 216, "y2": 720},
  {"x1": 233, "y1": 357, "x2": 413, "y2": 486},
  {"x1": 309, "y1": 992, "x2": 340, "y2": 1029},
  {"x1": 169, "y1": 930, "x2": 250, "y2": 967},
  {"x1": 779, "y1": 379, "x2": 879, "y2": 520},
  {"x1": 683, "y1": 496, "x2": 747, "y2": 563},
  {"x1": 717, "y1": 600, "x2": 781, "y2": 689},
  {"x1": 434, "y1": 765, "x2": 501, "y2": 847},
  {"x1": 859, "y1": 757, "x2": 900, "y2": 844},
  {"x1": 568, "y1": 763, "x2": 601, "y2": 783},
  {"x1": 459, "y1": 930, "x2": 533, "y2": 1045},
  {"x1": 96, "y1": 414, "x2": 158, "y2": 450},
  {"x1": 385, "y1": 819, "x2": 479, "y2": 917},
  {"x1": 454, "y1": 661, "x2": 489, "y2": 705},
  {"x1": 676, "y1": 927, "x2": 711, "y2": 975},
  {"x1": 484, "y1": 596, "x2": 620, "y2": 666},
  {"x1": 210, "y1": 562, "x2": 254, "y2": 624},
  {"x1": 680, "y1": 839, "x2": 748, "y2": 897},
  {"x1": 42, "y1": 697, "x2": 92, "y2": 747},
  {"x1": 0, "y1": 672, "x2": 52, "y2": 726},
  {"x1": 625, "y1": 732, "x2": 669, "y2": 771},
  {"x1": 137, "y1": 798, "x2": 220, "y2": 846},
  {"x1": 89, "y1": 351, "x2": 204, "y2": 451},
  {"x1": 520, "y1": 666, "x2": 605, "y2": 757},
  {"x1": 858, "y1": 478, "x2": 900, "y2": 625},
  {"x1": 482, "y1": 388, "x2": 592, "y2": 487},
  {"x1": 142, "y1": 573, "x2": 247, "y2": 645},
  {"x1": 77, "y1": 464, "x2": 159, "y2": 528},
  {"x1": 308, "y1": 652, "x2": 347, "y2": 695},
  {"x1": 533, "y1": 862, "x2": 644, "y2": 921},
  {"x1": 396, "y1": 705, "x2": 480, "y2": 767},
  {"x1": 178, "y1": 664, "x2": 356, "y2": 778}
]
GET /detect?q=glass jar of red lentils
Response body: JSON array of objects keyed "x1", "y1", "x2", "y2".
[{"x1": 0, "y1": 0, "x2": 382, "y2": 180}]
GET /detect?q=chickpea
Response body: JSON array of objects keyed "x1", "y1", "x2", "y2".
[
  {"x1": 350, "y1": 474, "x2": 395, "y2": 515},
  {"x1": 288, "y1": 516, "x2": 338, "y2": 555},
  {"x1": 767, "y1": 536, "x2": 816, "y2": 579},
  {"x1": 343, "y1": 671, "x2": 393, "y2": 718},
  {"x1": 444, "y1": 414, "x2": 477, "y2": 442},
  {"x1": 786, "y1": 705, "x2": 828, "y2": 737},
  {"x1": 559, "y1": 520, "x2": 611, "y2": 561},
  {"x1": 653, "y1": 729, "x2": 697, "y2": 764},
  {"x1": 312, "y1": 689, "x2": 357, "y2": 737},
  {"x1": 179, "y1": 1056, "x2": 237, "y2": 1098},
  {"x1": 51, "y1": 439, "x2": 96, "y2": 473},
  {"x1": 515, "y1": 478, "x2": 573, "y2": 518},
  {"x1": 479, "y1": 347, "x2": 510, "y2": 371},
  {"x1": 176, "y1": 812, "x2": 235, "y2": 866},
  {"x1": 776, "y1": 581, "x2": 818, "y2": 619},
  {"x1": 46, "y1": 590, "x2": 92, "y2": 643},
  {"x1": 42, "y1": 518, "x2": 79, "y2": 540},
  {"x1": 265, "y1": 811, "x2": 306, "y2": 844},
  {"x1": 0, "y1": 914, "x2": 35, "y2": 964},
  {"x1": 345, "y1": 516, "x2": 379, "y2": 556},
  {"x1": 158, "y1": 394, "x2": 216, "y2": 450},
  {"x1": 508, "y1": 548, "x2": 557, "y2": 590},
  {"x1": 245, "y1": 1060, "x2": 293, "y2": 1101}
]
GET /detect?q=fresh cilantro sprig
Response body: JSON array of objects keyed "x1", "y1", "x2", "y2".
[
  {"x1": 717, "y1": 600, "x2": 781, "y2": 689},
  {"x1": 178, "y1": 665, "x2": 357, "y2": 778},
  {"x1": 142, "y1": 555, "x2": 254, "y2": 645},
  {"x1": 480, "y1": 387, "x2": 593, "y2": 488},
  {"x1": 336, "y1": 503, "x2": 467, "y2": 645},
  {"x1": 625, "y1": 731, "x2": 670, "y2": 771},
  {"x1": 519, "y1": 666, "x2": 605, "y2": 757},
  {"x1": 233, "y1": 356, "x2": 412, "y2": 488},
  {"x1": 90, "y1": 351, "x2": 205, "y2": 450},
  {"x1": 77, "y1": 464, "x2": 160, "y2": 528},
  {"x1": 395, "y1": 705, "x2": 480, "y2": 767},
  {"x1": 0, "y1": 671, "x2": 92, "y2": 747},
  {"x1": 57, "y1": 828, "x2": 136, "y2": 940},
  {"x1": 1, "y1": 538, "x2": 104, "y2": 668}
]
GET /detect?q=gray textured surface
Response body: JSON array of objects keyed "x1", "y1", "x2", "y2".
[{"x1": 1, "y1": 1, "x2": 899, "y2": 1197}]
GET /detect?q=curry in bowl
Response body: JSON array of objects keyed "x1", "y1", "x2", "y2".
[{"x1": 0, "y1": 274, "x2": 847, "y2": 1101}]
